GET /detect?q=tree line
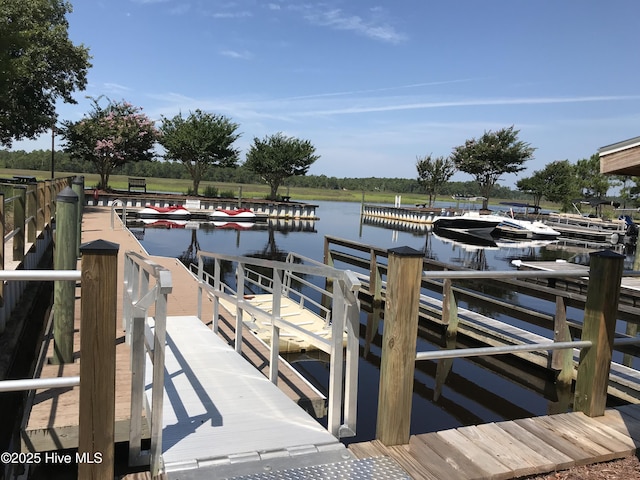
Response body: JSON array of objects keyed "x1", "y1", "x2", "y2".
[{"x1": 0, "y1": 148, "x2": 523, "y2": 198}]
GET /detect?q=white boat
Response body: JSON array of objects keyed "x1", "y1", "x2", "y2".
[
  {"x1": 493, "y1": 218, "x2": 561, "y2": 240},
  {"x1": 209, "y1": 208, "x2": 256, "y2": 221},
  {"x1": 138, "y1": 205, "x2": 191, "y2": 220},
  {"x1": 432, "y1": 211, "x2": 505, "y2": 230}
]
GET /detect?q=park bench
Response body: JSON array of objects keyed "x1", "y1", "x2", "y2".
[{"x1": 128, "y1": 177, "x2": 147, "y2": 193}]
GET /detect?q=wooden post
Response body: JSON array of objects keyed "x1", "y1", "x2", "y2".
[
  {"x1": 78, "y1": 239, "x2": 119, "y2": 480},
  {"x1": 369, "y1": 249, "x2": 383, "y2": 306},
  {"x1": 12, "y1": 185, "x2": 26, "y2": 262},
  {"x1": 52, "y1": 187, "x2": 78, "y2": 364},
  {"x1": 25, "y1": 185, "x2": 36, "y2": 244},
  {"x1": 72, "y1": 176, "x2": 84, "y2": 258},
  {"x1": 36, "y1": 181, "x2": 45, "y2": 232},
  {"x1": 574, "y1": 250, "x2": 624, "y2": 417},
  {"x1": 552, "y1": 296, "x2": 573, "y2": 384},
  {"x1": 377, "y1": 246, "x2": 423, "y2": 446},
  {"x1": 44, "y1": 179, "x2": 52, "y2": 226}
]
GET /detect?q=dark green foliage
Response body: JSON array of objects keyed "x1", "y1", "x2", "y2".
[
  {"x1": 159, "y1": 110, "x2": 240, "y2": 196},
  {"x1": 0, "y1": 0, "x2": 91, "y2": 146},
  {"x1": 244, "y1": 132, "x2": 319, "y2": 200},
  {"x1": 517, "y1": 160, "x2": 577, "y2": 211},
  {"x1": 451, "y1": 126, "x2": 535, "y2": 209},
  {"x1": 416, "y1": 154, "x2": 456, "y2": 207}
]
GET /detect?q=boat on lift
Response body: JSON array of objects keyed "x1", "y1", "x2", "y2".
[
  {"x1": 209, "y1": 207, "x2": 256, "y2": 221},
  {"x1": 137, "y1": 204, "x2": 191, "y2": 219}
]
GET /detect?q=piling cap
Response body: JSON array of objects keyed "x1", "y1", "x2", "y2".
[
  {"x1": 57, "y1": 186, "x2": 78, "y2": 203},
  {"x1": 80, "y1": 239, "x2": 120, "y2": 255},
  {"x1": 590, "y1": 249, "x2": 624, "y2": 259},
  {"x1": 72, "y1": 176, "x2": 84, "y2": 185},
  {"x1": 387, "y1": 246, "x2": 423, "y2": 257}
]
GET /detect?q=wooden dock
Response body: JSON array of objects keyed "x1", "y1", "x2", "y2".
[
  {"x1": 21, "y1": 206, "x2": 326, "y2": 452},
  {"x1": 349, "y1": 404, "x2": 640, "y2": 480}
]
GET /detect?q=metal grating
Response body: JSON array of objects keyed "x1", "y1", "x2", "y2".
[{"x1": 223, "y1": 457, "x2": 412, "y2": 480}]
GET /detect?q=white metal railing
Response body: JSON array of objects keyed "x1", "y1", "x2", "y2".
[
  {"x1": 111, "y1": 199, "x2": 127, "y2": 230},
  {"x1": 0, "y1": 269, "x2": 81, "y2": 392},
  {"x1": 195, "y1": 249, "x2": 361, "y2": 439},
  {"x1": 122, "y1": 251, "x2": 172, "y2": 477}
]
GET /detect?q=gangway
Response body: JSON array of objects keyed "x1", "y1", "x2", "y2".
[{"x1": 124, "y1": 250, "x2": 412, "y2": 478}]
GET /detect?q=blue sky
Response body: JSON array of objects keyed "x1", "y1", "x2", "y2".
[{"x1": 12, "y1": 1, "x2": 640, "y2": 187}]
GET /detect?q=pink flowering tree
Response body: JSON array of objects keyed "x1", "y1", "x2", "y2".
[{"x1": 60, "y1": 97, "x2": 159, "y2": 189}]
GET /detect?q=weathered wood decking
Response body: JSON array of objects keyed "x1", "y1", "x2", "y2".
[
  {"x1": 349, "y1": 404, "x2": 640, "y2": 480},
  {"x1": 21, "y1": 207, "x2": 325, "y2": 452}
]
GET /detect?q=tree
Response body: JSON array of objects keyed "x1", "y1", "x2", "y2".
[
  {"x1": 159, "y1": 110, "x2": 241, "y2": 196},
  {"x1": 244, "y1": 133, "x2": 319, "y2": 200},
  {"x1": 575, "y1": 153, "x2": 611, "y2": 199},
  {"x1": 451, "y1": 126, "x2": 534, "y2": 209},
  {"x1": 517, "y1": 160, "x2": 576, "y2": 211},
  {"x1": 60, "y1": 97, "x2": 158, "y2": 189},
  {"x1": 415, "y1": 154, "x2": 455, "y2": 207},
  {"x1": 0, "y1": 0, "x2": 91, "y2": 147}
]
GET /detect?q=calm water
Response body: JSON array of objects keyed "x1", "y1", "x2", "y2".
[{"x1": 130, "y1": 200, "x2": 631, "y2": 443}]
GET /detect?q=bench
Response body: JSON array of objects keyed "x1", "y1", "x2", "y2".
[{"x1": 128, "y1": 177, "x2": 146, "y2": 193}]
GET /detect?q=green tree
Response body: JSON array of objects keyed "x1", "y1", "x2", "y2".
[
  {"x1": 0, "y1": 0, "x2": 91, "y2": 147},
  {"x1": 244, "y1": 133, "x2": 319, "y2": 200},
  {"x1": 517, "y1": 160, "x2": 576, "y2": 211},
  {"x1": 451, "y1": 126, "x2": 534, "y2": 209},
  {"x1": 159, "y1": 110, "x2": 241, "y2": 195},
  {"x1": 415, "y1": 154, "x2": 455, "y2": 207},
  {"x1": 60, "y1": 97, "x2": 158, "y2": 189},
  {"x1": 575, "y1": 153, "x2": 611, "y2": 199}
]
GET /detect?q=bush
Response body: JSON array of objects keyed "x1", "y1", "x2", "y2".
[{"x1": 203, "y1": 185, "x2": 218, "y2": 198}]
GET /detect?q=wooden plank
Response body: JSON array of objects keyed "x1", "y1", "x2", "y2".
[
  {"x1": 590, "y1": 410, "x2": 640, "y2": 445},
  {"x1": 409, "y1": 435, "x2": 477, "y2": 480},
  {"x1": 413, "y1": 433, "x2": 490, "y2": 480},
  {"x1": 437, "y1": 428, "x2": 512, "y2": 480},
  {"x1": 564, "y1": 413, "x2": 637, "y2": 453},
  {"x1": 513, "y1": 418, "x2": 593, "y2": 465},
  {"x1": 348, "y1": 441, "x2": 387, "y2": 459},
  {"x1": 384, "y1": 444, "x2": 439, "y2": 480},
  {"x1": 473, "y1": 423, "x2": 556, "y2": 476},
  {"x1": 532, "y1": 416, "x2": 619, "y2": 461},
  {"x1": 496, "y1": 420, "x2": 574, "y2": 471}
]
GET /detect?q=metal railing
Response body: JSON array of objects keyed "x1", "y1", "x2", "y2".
[
  {"x1": 122, "y1": 251, "x2": 172, "y2": 477},
  {"x1": 194, "y1": 249, "x2": 362, "y2": 439}
]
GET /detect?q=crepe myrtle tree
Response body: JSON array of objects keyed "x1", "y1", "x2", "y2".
[
  {"x1": 60, "y1": 97, "x2": 159, "y2": 190},
  {"x1": 244, "y1": 133, "x2": 319, "y2": 200},
  {"x1": 416, "y1": 154, "x2": 456, "y2": 207},
  {"x1": 451, "y1": 126, "x2": 534, "y2": 210},
  {"x1": 159, "y1": 110, "x2": 241, "y2": 196}
]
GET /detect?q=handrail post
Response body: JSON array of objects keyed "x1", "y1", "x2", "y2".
[
  {"x1": 26, "y1": 184, "x2": 37, "y2": 244},
  {"x1": 36, "y1": 181, "x2": 45, "y2": 232},
  {"x1": 235, "y1": 262, "x2": 245, "y2": 353},
  {"x1": 72, "y1": 176, "x2": 84, "y2": 257},
  {"x1": 574, "y1": 250, "x2": 624, "y2": 417},
  {"x1": 269, "y1": 268, "x2": 282, "y2": 384},
  {"x1": 12, "y1": 185, "x2": 26, "y2": 262},
  {"x1": 78, "y1": 239, "x2": 119, "y2": 480},
  {"x1": 376, "y1": 246, "x2": 423, "y2": 446},
  {"x1": 52, "y1": 187, "x2": 78, "y2": 364}
]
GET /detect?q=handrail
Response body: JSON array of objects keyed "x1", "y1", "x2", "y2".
[
  {"x1": 111, "y1": 199, "x2": 126, "y2": 230},
  {"x1": 0, "y1": 376, "x2": 80, "y2": 393},
  {"x1": 196, "y1": 249, "x2": 361, "y2": 439},
  {"x1": 123, "y1": 251, "x2": 171, "y2": 477}
]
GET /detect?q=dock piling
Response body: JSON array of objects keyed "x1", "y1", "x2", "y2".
[
  {"x1": 376, "y1": 246, "x2": 423, "y2": 446},
  {"x1": 78, "y1": 239, "x2": 119, "y2": 480},
  {"x1": 574, "y1": 249, "x2": 624, "y2": 416}
]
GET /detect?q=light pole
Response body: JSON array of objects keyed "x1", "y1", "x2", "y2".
[{"x1": 51, "y1": 123, "x2": 55, "y2": 179}]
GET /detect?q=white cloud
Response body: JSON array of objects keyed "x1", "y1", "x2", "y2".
[
  {"x1": 300, "y1": 7, "x2": 406, "y2": 44},
  {"x1": 219, "y1": 49, "x2": 253, "y2": 60}
]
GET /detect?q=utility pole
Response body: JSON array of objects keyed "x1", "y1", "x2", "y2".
[{"x1": 51, "y1": 123, "x2": 55, "y2": 179}]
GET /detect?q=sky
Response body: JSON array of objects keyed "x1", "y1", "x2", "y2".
[{"x1": 11, "y1": 1, "x2": 640, "y2": 188}]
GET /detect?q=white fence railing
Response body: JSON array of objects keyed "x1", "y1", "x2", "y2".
[{"x1": 194, "y1": 249, "x2": 362, "y2": 439}]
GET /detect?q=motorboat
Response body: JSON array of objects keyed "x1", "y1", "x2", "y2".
[
  {"x1": 138, "y1": 205, "x2": 191, "y2": 219},
  {"x1": 493, "y1": 218, "x2": 561, "y2": 240},
  {"x1": 432, "y1": 211, "x2": 505, "y2": 230},
  {"x1": 209, "y1": 208, "x2": 256, "y2": 221}
]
